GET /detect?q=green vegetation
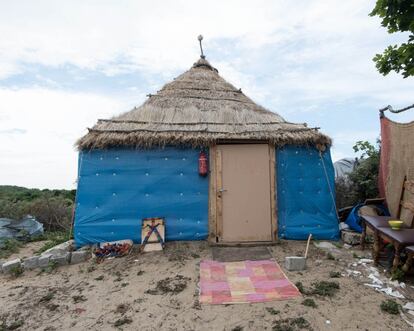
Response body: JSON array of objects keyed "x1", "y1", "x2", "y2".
[
  {"x1": 370, "y1": 0, "x2": 414, "y2": 78},
  {"x1": 380, "y1": 299, "x2": 400, "y2": 315},
  {"x1": 302, "y1": 298, "x2": 317, "y2": 308},
  {"x1": 391, "y1": 268, "x2": 405, "y2": 281},
  {"x1": 329, "y1": 271, "x2": 341, "y2": 278},
  {"x1": 0, "y1": 185, "x2": 75, "y2": 232},
  {"x1": 35, "y1": 231, "x2": 71, "y2": 254},
  {"x1": 0, "y1": 239, "x2": 23, "y2": 259},
  {"x1": 336, "y1": 141, "x2": 380, "y2": 208},
  {"x1": 9, "y1": 264, "x2": 24, "y2": 278},
  {"x1": 266, "y1": 307, "x2": 280, "y2": 315},
  {"x1": 310, "y1": 281, "x2": 340, "y2": 297},
  {"x1": 0, "y1": 319, "x2": 24, "y2": 331},
  {"x1": 272, "y1": 317, "x2": 313, "y2": 331}
]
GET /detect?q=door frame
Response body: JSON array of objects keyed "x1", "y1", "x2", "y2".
[{"x1": 207, "y1": 143, "x2": 278, "y2": 244}]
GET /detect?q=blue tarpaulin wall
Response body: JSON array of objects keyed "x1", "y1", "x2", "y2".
[
  {"x1": 277, "y1": 146, "x2": 339, "y2": 240},
  {"x1": 74, "y1": 147, "x2": 209, "y2": 246}
]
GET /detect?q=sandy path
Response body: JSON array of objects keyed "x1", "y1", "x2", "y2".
[{"x1": 0, "y1": 241, "x2": 411, "y2": 330}]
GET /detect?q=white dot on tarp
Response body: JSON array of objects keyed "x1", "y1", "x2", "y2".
[
  {"x1": 100, "y1": 157, "x2": 103, "y2": 160},
  {"x1": 180, "y1": 193, "x2": 183, "y2": 196},
  {"x1": 165, "y1": 157, "x2": 168, "y2": 160},
  {"x1": 112, "y1": 193, "x2": 116, "y2": 196},
  {"x1": 179, "y1": 232, "x2": 182, "y2": 235},
  {"x1": 145, "y1": 173, "x2": 149, "y2": 176},
  {"x1": 180, "y1": 173, "x2": 183, "y2": 176},
  {"x1": 182, "y1": 158, "x2": 186, "y2": 161},
  {"x1": 145, "y1": 194, "x2": 149, "y2": 197},
  {"x1": 112, "y1": 219, "x2": 115, "y2": 222},
  {"x1": 96, "y1": 173, "x2": 99, "y2": 176},
  {"x1": 116, "y1": 157, "x2": 119, "y2": 160}
]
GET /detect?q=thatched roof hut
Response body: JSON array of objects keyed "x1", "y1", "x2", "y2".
[
  {"x1": 77, "y1": 57, "x2": 331, "y2": 150},
  {"x1": 73, "y1": 54, "x2": 338, "y2": 248}
]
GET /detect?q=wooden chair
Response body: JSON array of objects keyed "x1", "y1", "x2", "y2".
[{"x1": 368, "y1": 178, "x2": 414, "y2": 271}]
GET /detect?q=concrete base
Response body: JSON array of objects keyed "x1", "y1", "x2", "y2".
[
  {"x1": 38, "y1": 254, "x2": 52, "y2": 268},
  {"x1": 2, "y1": 259, "x2": 22, "y2": 273},
  {"x1": 50, "y1": 252, "x2": 70, "y2": 266},
  {"x1": 285, "y1": 256, "x2": 306, "y2": 271},
  {"x1": 23, "y1": 256, "x2": 39, "y2": 270},
  {"x1": 70, "y1": 250, "x2": 90, "y2": 264}
]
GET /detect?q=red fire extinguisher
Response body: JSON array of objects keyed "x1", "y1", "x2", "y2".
[{"x1": 198, "y1": 151, "x2": 208, "y2": 177}]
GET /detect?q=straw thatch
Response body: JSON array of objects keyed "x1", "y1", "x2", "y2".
[{"x1": 77, "y1": 57, "x2": 331, "y2": 150}]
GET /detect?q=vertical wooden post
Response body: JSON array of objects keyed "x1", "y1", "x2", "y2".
[
  {"x1": 216, "y1": 148, "x2": 223, "y2": 241},
  {"x1": 208, "y1": 146, "x2": 217, "y2": 243},
  {"x1": 269, "y1": 145, "x2": 277, "y2": 241}
]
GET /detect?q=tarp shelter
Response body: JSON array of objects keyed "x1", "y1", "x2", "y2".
[
  {"x1": 74, "y1": 55, "x2": 339, "y2": 246},
  {"x1": 379, "y1": 107, "x2": 414, "y2": 226}
]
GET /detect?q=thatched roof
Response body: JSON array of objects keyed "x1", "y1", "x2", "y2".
[{"x1": 77, "y1": 57, "x2": 331, "y2": 150}]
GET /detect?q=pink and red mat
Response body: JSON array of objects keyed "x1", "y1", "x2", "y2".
[{"x1": 199, "y1": 259, "x2": 301, "y2": 305}]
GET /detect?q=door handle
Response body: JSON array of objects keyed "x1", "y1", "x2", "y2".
[{"x1": 218, "y1": 188, "x2": 227, "y2": 193}]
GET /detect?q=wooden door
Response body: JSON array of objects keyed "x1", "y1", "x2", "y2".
[{"x1": 216, "y1": 144, "x2": 272, "y2": 242}]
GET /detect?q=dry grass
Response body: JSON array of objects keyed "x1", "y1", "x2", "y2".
[{"x1": 77, "y1": 58, "x2": 331, "y2": 150}]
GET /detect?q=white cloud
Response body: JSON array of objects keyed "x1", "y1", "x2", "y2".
[
  {"x1": 0, "y1": 87, "x2": 128, "y2": 188},
  {"x1": 0, "y1": 1, "x2": 413, "y2": 188}
]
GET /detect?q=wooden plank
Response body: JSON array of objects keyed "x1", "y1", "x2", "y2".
[
  {"x1": 216, "y1": 148, "x2": 223, "y2": 241},
  {"x1": 269, "y1": 145, "x2": 277, "y2": 241},
  {"x1": 208, "y1": 145, "x2": 217, "y2": 243}
]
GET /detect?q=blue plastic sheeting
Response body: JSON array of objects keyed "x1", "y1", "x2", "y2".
[
  {"x1": 74, "y1": 148, "x2": 209, "y2": 246},
  {"x1": 345, "y1": 203, "x2": 389, "y2": 233},
  {"x1": 277, "y1": 146, "x2": 339, "y2": 240}
]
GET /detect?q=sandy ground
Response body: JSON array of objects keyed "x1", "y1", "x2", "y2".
[{"x1": 0, "y1": 240, "x2": 413, "y2": 331}]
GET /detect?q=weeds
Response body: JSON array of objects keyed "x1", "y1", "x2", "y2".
[
  {"x1": 114, "y1": 317, "x2": 132, "y2": 327},
  {"x1": 94, "y1": 275, "x2": 104, "y2": 281},
  {"x1": 310, "y1": 281, "x2": 340, "y2": 297},
  {"x1": 266, "y1": 307, "x2": 280, "y2": 315},
  {"x1": 0, "y1": 239, "x2": 23, "y2": 259},
  {"x1": 9, "y1": 265, "x2": 24, "y2": 278},
  {"x1": 39, "y1": 292, "x2": 54, "y2": 303},
  {"x1": 329, "y1": 271, "x2": 341, "y2": 278},
  {"x1": 391, "y1": 268, "x2": 405, "y2": 281},
  {"x1": 35, "y1": 231, "x2": 70, "y2": 254},
  {"x1": 72, "y1": 295, "x2": 87, "y2": 303},
  {"x1": 302, "y1": 298, "x2": 317, "y2": 308},
  {"x1": 0, "y1": 319, "x2": 24, "y2": 331},
  {"x1": 380, "y1": 299, "x2": 400, "y2": 315},
  {"x1": 295, "y1": 281, "x2": 305, "y2": 294},
  {"x1": 272, "y1": 317, "x2": 313, "y2": 331}
]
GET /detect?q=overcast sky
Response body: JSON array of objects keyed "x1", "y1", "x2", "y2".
[{"x1": 1, "y1": 0, "x2": 413, "y2": 189}]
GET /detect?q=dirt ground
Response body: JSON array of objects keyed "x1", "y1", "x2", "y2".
[{"x1": 1, "y1": 240, "x2": 413, "y2": 331}]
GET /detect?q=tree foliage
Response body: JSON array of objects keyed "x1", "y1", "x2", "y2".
[
  {"x1": 335, "y1": 141, "x2": 380, "y2": 208},
  {"x1": 370, "y1": 0, "x2": 414, "y2": 77}
]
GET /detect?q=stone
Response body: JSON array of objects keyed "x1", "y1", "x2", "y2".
[
  {"x1": 2, "y1": 259, "x2": 21, "y2": 273},
  {"x1": 42, "y1": 240, "x2": 74, "y2": 256},
  {"x1": 70, "y1": 250, "x2": 90, "y2": 264},
  {"x1": 285, "y1": 256, "x2": 306, "y2": 271},
  {"x1": 341, "y1": 230, "x2": 361, "y2": 246},
  {"x1": 50, "y1": 252, "x2": 70, "y2": 266},
  {"x1": 23, "y1": 256, "x2": 39, "y2": 270},
  {"x1": 38, "y1": 254, "x2": 52, "y2": 268}
]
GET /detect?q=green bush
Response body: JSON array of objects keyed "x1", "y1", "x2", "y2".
[
  {"x1": 0, "y1": 186, "x2": 75, "y2": 232},
  {"x1": 335, "y1": 140, "x2": 380, "y2": 209}
]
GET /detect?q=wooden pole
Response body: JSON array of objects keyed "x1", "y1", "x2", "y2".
[{"x1": 304, "y1": 234, "x2": 312, "y2": 259}]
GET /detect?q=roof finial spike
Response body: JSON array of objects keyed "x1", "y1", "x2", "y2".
[{"x1": 198, "y1": 35, "x2": 205, "y2": 59}]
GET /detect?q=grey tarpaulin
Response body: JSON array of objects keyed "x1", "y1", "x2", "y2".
[{"x1": 0, "y1": 216, "x2": 44, "y2": 247}]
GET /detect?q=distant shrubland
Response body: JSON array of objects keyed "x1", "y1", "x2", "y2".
[{"x1": 0, "y1": 186, "x2": 76, "y2": 231}]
